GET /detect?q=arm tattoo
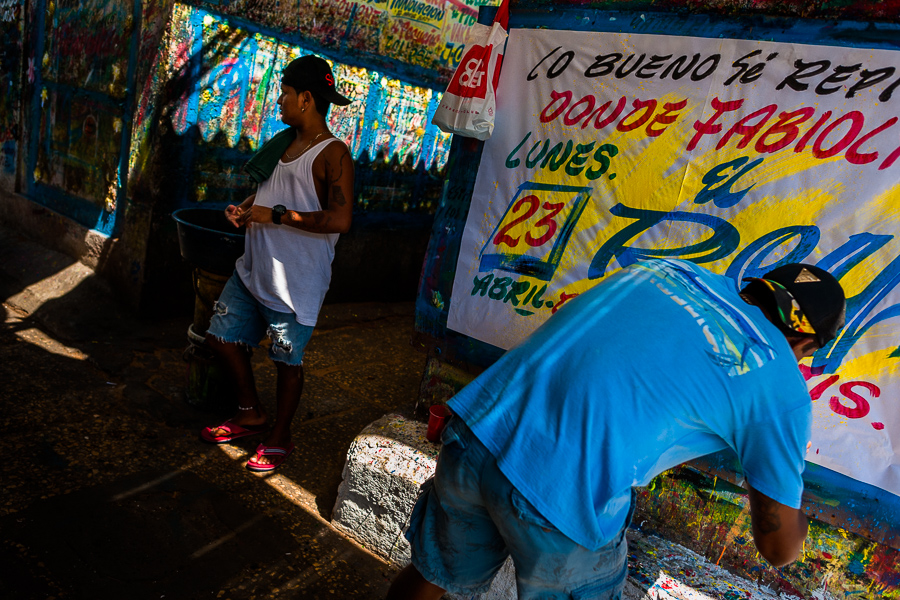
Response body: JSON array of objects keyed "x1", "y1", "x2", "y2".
[
  {"x1": 330, "y1": 185, "x2": 347, "y2": 207},
  {"x1": 754, "y1": 494, "x2": 783, "y2": 535}
]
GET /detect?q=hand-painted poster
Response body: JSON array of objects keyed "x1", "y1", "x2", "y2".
[{"x1": 447, "y1": 29, "x2": 900, "y2": 496}]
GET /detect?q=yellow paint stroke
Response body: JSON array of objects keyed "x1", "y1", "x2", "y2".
[{"x1": 832, "y1": 349, "x2": 900, "y2": 383}]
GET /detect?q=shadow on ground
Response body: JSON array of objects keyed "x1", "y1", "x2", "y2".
[{"x1": 0, "y1": 226, "x2": 427, "y2": 599}]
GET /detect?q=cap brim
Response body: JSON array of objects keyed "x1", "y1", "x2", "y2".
[
  {"x1": 324, "y1": 90, "x2": 352, "y2": 106},
  {"x1": 743, "y1": 277, "x2": 818, "y2": 339}
]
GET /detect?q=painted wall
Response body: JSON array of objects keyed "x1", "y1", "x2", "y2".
[
  {"x1": 2, "y1": 0, "x2": 481, "y2": 310},
  {"x1": 414, "y1": 2, "x2": 900, "y2": 596},
  {"x1": 125, "y1": 3, "x2": 459, "y2": 312},
  {"x1": 187, "y1": 0, "x2": 500, "y2": 84},
  {"x1": 0, "y1": 0, "x2": 23, "y2": 190}
]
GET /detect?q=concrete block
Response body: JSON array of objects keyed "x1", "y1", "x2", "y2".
[{"x1": 332, "y1": 414, "x2": 439, "y2": 565}]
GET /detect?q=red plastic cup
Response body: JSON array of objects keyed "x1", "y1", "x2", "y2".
[{"x1": 426, "y1": 404, "x2": 451, "y2": 443}]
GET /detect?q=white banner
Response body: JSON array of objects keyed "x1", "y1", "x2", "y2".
[{"x1": 447, "y1": 28, "x2": 900, "y2": 495}]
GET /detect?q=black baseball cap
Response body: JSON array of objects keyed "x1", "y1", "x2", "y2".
[
  {"x1": 743, "y1": 264, "x2": 846, "y2": 347},
  {"x1": 281, "y1": 55, "x2": 351, "y2": 106}
]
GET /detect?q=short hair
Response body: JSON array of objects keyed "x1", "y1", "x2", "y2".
[{"x1": 306, "y1": 88, "x2": 331, "y2": 117}]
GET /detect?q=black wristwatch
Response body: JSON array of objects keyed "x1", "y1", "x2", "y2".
[{"x1": 271, "y1": 204, "x2": 287, "y2": 225}]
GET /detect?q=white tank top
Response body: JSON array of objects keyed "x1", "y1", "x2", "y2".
[{"x1": 235, "y1": 138, "x2": 342, "y2": 325}]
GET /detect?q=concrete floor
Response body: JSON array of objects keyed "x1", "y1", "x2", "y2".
[{"x1": 0, "y1": 225, "x2": 428, "y2": 599}]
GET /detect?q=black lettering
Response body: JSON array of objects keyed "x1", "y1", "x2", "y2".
[
  {"x1": 816, "y1": 64, "x2": 862, "y2": 95},
  {"x1": 776, "y1": 59, "x2": 831, "y2": 92},
  {"x1": 615, "y1": 54, "x2": 645, "y2": 78},
  {"x1": 636, "y1": 54, "x2": 672, "y2": 79},
  {"x1": 725, "y1": 50, "x2": 762, "y2": 86},
  {"x1": 661, "y1": 54, "x2": 699, "y2": 80},
  {"x1": 846, "y1": 67, "x2": 895, "y2": 98},
  {"x1": 527, "y1": 46, "x2": 562, "y2": 81},
  {"x1": 879, "y1": 74, "x2": 900, "y2": 103},
  {"x1": 585, "y1": 53, "x2": 622, "y2": 78},
  {"x1": 691, "y1": 55, "x2": 720, "y2": 81},
  {"x1": 548, "y1": 51, "x2": 575, "y2": 79}
]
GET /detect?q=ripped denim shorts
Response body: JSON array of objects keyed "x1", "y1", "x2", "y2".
[{"x1": 206, "y1": 273, "x2": 313, "y2": 366}]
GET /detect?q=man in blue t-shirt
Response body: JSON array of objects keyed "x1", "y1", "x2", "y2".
[{"x1": 387, "y1": 259, "x2": 846, "y2": 600}]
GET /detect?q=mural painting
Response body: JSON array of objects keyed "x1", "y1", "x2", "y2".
[
  {"x1": 192, "y1": 0, "x2": 499, "y2": 78},
  {"x1": 32, "y1": 0, "x2": 136, "y2": 224},
  {"x1": 0, "y1": 0, "x2": 22, "y2": 185},
  {"x1": 131, "y1": 3, "x2": 453, "y2": 211}
]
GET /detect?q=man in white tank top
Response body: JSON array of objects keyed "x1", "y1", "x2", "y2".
[{"x1": 200, "y1": 56, "x2": 354, "y2": 472}]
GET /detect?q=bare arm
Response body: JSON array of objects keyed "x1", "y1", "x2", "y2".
[
  {"x1": 244, "y1": 143, "x2": 354, "y2": 233},
  {"x1": 747, "y1": 483, "x2": 808, "y2": 567}
]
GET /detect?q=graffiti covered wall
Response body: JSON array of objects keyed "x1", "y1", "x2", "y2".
[
  {"x1": 191, "y1": 0, "x2": 499, "y2": 82},
  {"x1": 131, "y1": 3, "x2": 453, "y2": 210},
  {"x1": 0, "y1": 0, "x2": 23, "y2": 188}
]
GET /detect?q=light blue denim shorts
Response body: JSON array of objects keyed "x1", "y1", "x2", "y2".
[
  {"x1": 405, "y1": 417, "x2": 633, "y2": 599},
  {"x1": 207, "y1": 273, "x2": 313, "y2": 366}
]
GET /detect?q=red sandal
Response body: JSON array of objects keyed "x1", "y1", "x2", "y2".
[
  {"x1": 246, "y1": 443, "x2": 295, "y2": 472},
  {"x1": 200, "y1": 420, "x2": 268, "y2": 444}
]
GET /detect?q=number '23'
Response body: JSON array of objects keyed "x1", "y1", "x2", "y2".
[{"x1": 493, "y1": 195, "x2": 565, "y2": 248}]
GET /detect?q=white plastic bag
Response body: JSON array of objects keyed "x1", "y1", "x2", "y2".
[{"x1": 432, "y1": 1, "x2": 509, "y2": 140}]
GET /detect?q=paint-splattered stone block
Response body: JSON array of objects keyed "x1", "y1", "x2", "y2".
[
  {"x1": 331, "y1": 414, "x2": 440, "y2": 565},
  {"x1": 330, "y1": 413, "x2": 519, "y2": 599}
]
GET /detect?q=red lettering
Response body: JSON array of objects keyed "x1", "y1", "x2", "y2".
[
  {"x1": 755, "y1": 107, "x2": 815, "y2": 153},
  {"x1": 846, "y1": 117, "x2": 898, "y2": 165},
  {"x1": 716, "y1": 104, "x2": 778, "y2": 150},
  {"x1": 563, "y1": 95, "x2": 595, "y2": 126},
  {"x1": 592, "y1": 96, "x2": 627, "y2": 130},
  {"x1": 617, "y1": 99, "x2": 657, "y2": 132},
  {"x1": 829, "y1": 381, "x2": 879, "y2": 419},
  {"x1": 809, "y1": 374, "x2": 840, "y2": 400},
  {"x1": 813, "y1": 111, "x2": 865, "y2": 159},
  {"x1": 687, "y1": 97, "x2": 744, "y2": 151},
  {"x1": 794, "y1": 111, "x2": 832, "y2": 153},
  {"x1": 540, "y1": 90, "x2": 572, "y2": 123},
  {"x1": 878, "y1": 130, "x2": 900, "y2": 170},
  {"x1": 551, "y1": 291, "x2": 580, "y2": 314},
  {"x1": 799, "y1": 364, "x2": 827, "y2": 381},
  {"x1": 646, "y1": 99, "x2": 688, "y2": 138}
]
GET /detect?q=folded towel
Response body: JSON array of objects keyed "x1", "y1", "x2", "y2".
[{"x1": 243, "y1": 128, "x2": 295, "y2": 184}]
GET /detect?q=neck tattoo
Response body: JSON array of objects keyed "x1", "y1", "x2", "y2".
[{"x1": 285, "y1": 131, "x2": 327, "y2": 160}]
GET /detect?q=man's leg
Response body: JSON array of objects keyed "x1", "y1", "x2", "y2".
[
  {"x1": 386, "y1": 564, "x2": 445, "y2": 600},
  {"x1": 202, "y1": 274, "x2": 268, "y2": 440},
  {"x1": 206, "y1": 336, "x2": 267, "y2": 429},
  {"x1": 255, "y1": 361, "x2": 303, "y2": 458},
  {"x1": 249, "y1": 314, "x2": 314, "y2": 466}
]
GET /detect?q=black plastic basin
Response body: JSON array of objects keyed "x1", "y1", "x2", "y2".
[{"x1": 172, "y1": 208, "x2": 246, "y2": 275}]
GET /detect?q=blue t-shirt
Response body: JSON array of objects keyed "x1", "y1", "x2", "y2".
[{"x1": 449, "y1": 259, "x2": 812, "y2": 551}]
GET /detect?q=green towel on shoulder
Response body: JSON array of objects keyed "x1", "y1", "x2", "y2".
[{"x1": 244, "y1": 127, "x2": 296, "y2": 184}]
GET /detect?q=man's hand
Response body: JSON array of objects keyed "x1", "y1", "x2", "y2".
[
  {"x1": 224, "y1": 205, "x2": 244, "y2": 228},
  {"x1": 747, "y1": 484, "x2": 808, "y2": 567},
  {"x1": 225, "y1": 194, "x2": 256, "y2": 228}
]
